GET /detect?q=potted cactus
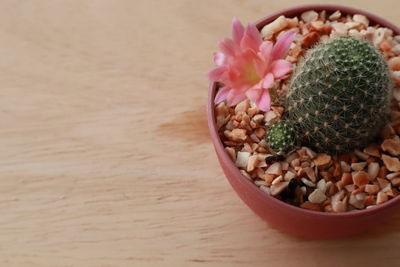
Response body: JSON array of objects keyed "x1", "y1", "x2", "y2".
[{"x1": 207, "y1": 4, "x2": 400, "y2": 237}]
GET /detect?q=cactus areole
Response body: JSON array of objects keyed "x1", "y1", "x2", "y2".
[{"x1": 267, "y1": 36, "x2": 392, "y2": 154}]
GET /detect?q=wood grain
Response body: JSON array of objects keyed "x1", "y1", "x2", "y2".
[{"x1": 0, "y1": 0, "x2": 400, "y2": 266}]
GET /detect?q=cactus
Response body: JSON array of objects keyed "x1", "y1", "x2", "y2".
[
  {"x1": 267, "y1": 120, "x2": 297, "y2": 153},
  {"x1": 267, "y1": 36, "x2": 392, "y2": 154}
]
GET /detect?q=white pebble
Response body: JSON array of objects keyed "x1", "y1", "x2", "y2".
[
  {"x1": 377, "y1": 192, "x2": 388, "y2": 204},
  {"x1": 301, "y1": 10, "x2": 318, "y2": 23},
  {"x1": 266, "y1": 162, "x2": 282, "y2": 175},
  {"x1": 331, "y1": 22, "x2": 349, "y2": 35},
  {"x1": 284, "y1": 171, "x2": 296, "y2": 181},
  {"x1": 301, "y1": 178, "x2": 315, "y2": 188},
  {"x1": 308, "y1": 188, "x2": 327, "y2": 204},
  {"x1": 329, "y1": 10, "x2": 341, "y2": 20},
  {"x1": 353, "y1": 14, "x2": 369, "y2": 26},
  {"x1": 317, "y1": 179, "x2": 327, "y2": 193},
  {"x1": 271, "y1": 175, "x2": 283, "y2": 185},
  {"x1": 236, "y1": 152, "x2": 250, "y2": 168},
  {"x1": 354, "y1": 150, "x2": 369, "y2": 160},
  {"x1": 351, "y1": 162, "x2": 367, "y2": 171},
  {"x1": 368, "y1": 162, "x2": 380, "y2": 180},
  {"x1": 340, "y1": 161, "x2": 351, "y2": 173},
  {"x1": 261, "y1": 16, "x2": 288, "y2": 39}
]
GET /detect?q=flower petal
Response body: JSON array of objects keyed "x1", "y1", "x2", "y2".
[
  {"x1": 240, "y1": 24, "x2": 262, "y2": 52},
  {"x1": 245, "y1": 88, "x2": 263, "y2": 103},
  {"x1": 208, "y1": 66, "x2": 227, "y2": 81},
  {"x1": 259, "y1": 41, "x2": 273, "y2": 65},
  {"x1": 272, "y1": 31, "x2": 295, "y2": 61},
  {"x1": 227, "y1": 89, "x2": 246, "y2": 106},
  {"x1": 214, "y1": 86, "x2": 231, "y2": 104},
  {"x1": 256, "y1": 90, "x2": 271, "y2": 111},
  {"x1": 213, "y1": 52, "x2": 226, "y2": 66},
  {"x1": 218, "y1": 38, "x2": 236, "y2": 57},
  {"x1": 232, "y1": 18, "x2": 245, "y2": 45},
  {"x1": 261, "y1": 73, "x2": 275, "y2": 89},
  {"x1": 270, "y1": 59, "x2": 292, "y2": 79}
]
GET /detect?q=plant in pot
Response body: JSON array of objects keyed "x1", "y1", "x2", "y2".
[{"x1": 207, "y1": 4, "x2": 400, "y2": 238}]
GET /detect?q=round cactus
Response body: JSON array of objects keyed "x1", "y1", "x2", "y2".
[
  {"x1": 267, "y1": 120, "x2": 297, "y2": 153},
  {"x1": 267, "y1": 36, "x2": 392, "y2": 154}
]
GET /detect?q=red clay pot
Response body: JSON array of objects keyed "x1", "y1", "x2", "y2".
[{"x1": 207, "y1": 4, "x2": 400, "y2": 239}]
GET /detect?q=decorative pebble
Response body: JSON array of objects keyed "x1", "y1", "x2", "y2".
[
  {"x1": 381, "y1": 138, "x2": 400, "y2": 156},
  {"x1": 382, "y1": 154, "x2": 400, "y2": 172},
  {"x1": 236, "y1": 152, "x2": 251, "y2": 168},
  {"x1": 368, "y1": 162, "x2": 380, "y2": 180},
  {"x1": 247, "y1": 154, "x2": 260, "y2": 172},
  {"x1": 313, "y1": 153, "x2": 331, "y2": 167},
  {"x1": 301, "y1": 177, "x2": 316, "y2": 188},
  {"x1": 266, "y1": 162, "x2": 283, "y2": 175},
  {"x1": 301, "y1": 10, "x2": 319, "y2": 23},
  {"x1": 308, "y1": 188, "x2": 327, "y2": 204},
  {"x1": 284, "y1": 170, "x2": 296, "y2": 181},
  {"x1": 353, "y1": 171, "x2": 370, "y2": 186},
  {"x1": 261, "y1": 16, "x2": 289, "y2": 39},
  {"x1": 364, "y1": 144, "x2": 381, "y2": 157},
  {"x1": 353, "y1": 14, "x2": 369, "y2": 26},
  {"x1": 235, "y1": 100, "x2": 250, "y2": 113},
  {"x1": 354, "y1": 150, "x2": 369, "y2": 160},
  {"x1": 351, "y1": 162, "x2": 367, "y2": 171},
  {"x1": 365, "y1": 184, "x2": 380, "y2": 194},
  {"x1": 349, "y1": 194, "x2": 364, "y2": 209},
  {"x1": 329, "y1": 10, "x2": 341, "y2": 20},
  {"x1": 340, "y1": 161, "x2": 351, "y2": 172},
  {"x1": 377, "y1": 191, "x2": 388, "y2": 204},
  {"x1": 271, "y1": 181, "x2": 289, "y2": 196}
]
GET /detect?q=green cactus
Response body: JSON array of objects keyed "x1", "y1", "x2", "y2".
[
  {"x1": 267, "y1": 120, "x2": 297, "y2": 153},
  {"x1": 267, "y1": 36, "x2": 392, "y2": 154}
]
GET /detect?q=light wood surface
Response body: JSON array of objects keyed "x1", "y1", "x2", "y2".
[{"x1": 1, "y1": 0, "x2": 400, "y2": 266}]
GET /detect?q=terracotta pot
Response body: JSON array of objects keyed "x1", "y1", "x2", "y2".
[{"x1": 207, "y1": 4, "x2": 400, "y2": 239}]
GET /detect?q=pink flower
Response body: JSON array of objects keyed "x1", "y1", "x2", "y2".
[{"x1": 208, "y1": 18, "x2": 295, "y2": 111}]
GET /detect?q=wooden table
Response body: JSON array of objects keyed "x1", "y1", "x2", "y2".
[{"x1": 1, "y1": 0, "x2": 399, "y2": 266}]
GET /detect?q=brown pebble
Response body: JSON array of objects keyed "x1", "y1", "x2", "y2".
[
  {"x1": 302, "y1": 31, "x2": 320, "y2": 48},
  {"x1": 377, "y1": 178, "x2": 390, "y2": 189},
  {"x1": 314, "y1": 153, "x2": 331, "y2": 167},
  {"x1": 364, "y1": 184, "x2": 379, "y2": 195},
  {"x1": 381, "y1": 138, "x2": 400, "y2": 156},
  {"x1": 333, "y1": 161, "x2": 342, "y2": 178},
  {"x1": 382, "y1": 154, "x2": 400, "y2": 172},
  {"x1": 381, "y1": 124, "x2": 396, "y2": 139},
  {"x1": 378, "y1": 166, "x2": 389, "y2": 179},
  {"x1": 364, "y1": 144, "x2": 381, "y2": 157},
  {"x1": 335, "y1": 180, "x2": 345, "y2": 191},
  {"x1": 391, "y1": 177, "x2": 400, "y2": 187},
  {"x1": 263, "y1": 174, "x2": 277, "y2": 185},
  {"x1": 353, "y1": 171, "x2": 370, "y2": 186},
  {"x1": 341, "y1": 172, "x2": 353, "y2": 185},
  {"x1": 363, "y1": 195, "x2": 376, "y2": 206}
]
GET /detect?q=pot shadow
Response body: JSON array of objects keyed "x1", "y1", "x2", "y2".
[{"x1": 157, "y1": 106, "x2": 210, "y2": 144}]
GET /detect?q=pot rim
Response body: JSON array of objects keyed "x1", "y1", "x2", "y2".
[{"x1": 207, "y1": 4, "x2": 400, "y2": 219}]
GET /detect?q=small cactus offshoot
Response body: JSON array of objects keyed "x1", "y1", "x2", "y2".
[
  {"x1": 267, "y1": 36, "x2": 392, "y2": 154},
  {"x1": 267, "y1": 120, "x2": 297, "y2": 153}
]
